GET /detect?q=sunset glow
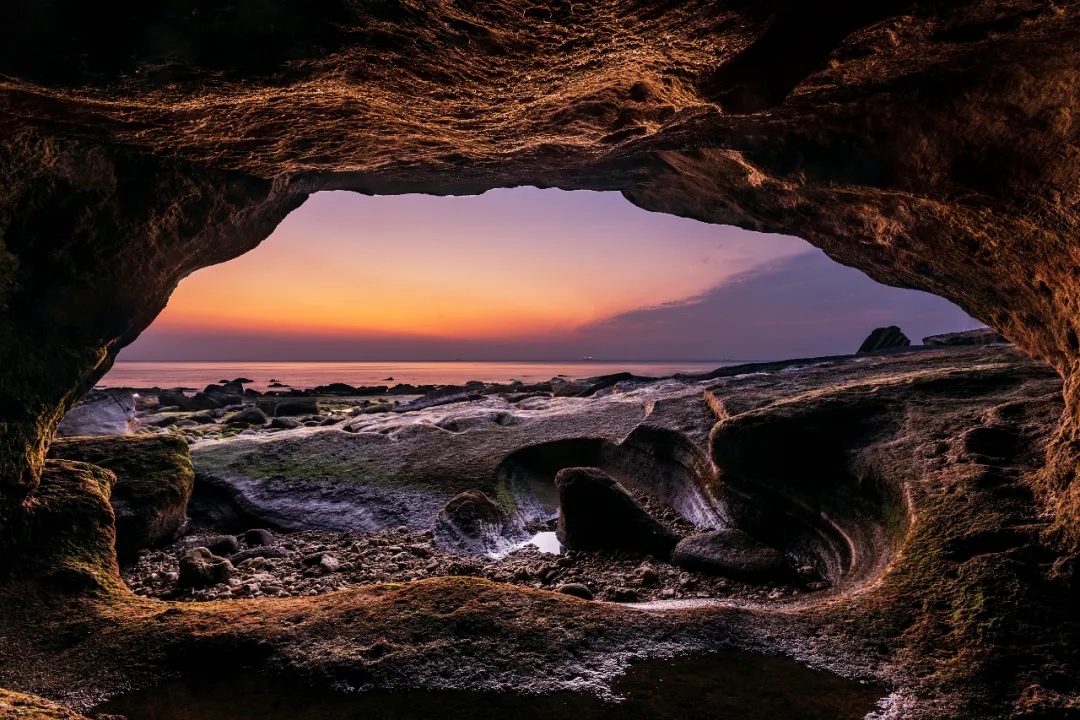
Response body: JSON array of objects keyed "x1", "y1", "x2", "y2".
[{"x1": 153, "y1": 189, "x2": 811, "y2": 338}]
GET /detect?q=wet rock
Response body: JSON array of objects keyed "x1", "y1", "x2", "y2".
[
  {"x1": 671, "y1": 529, "x2": 789, "y2": 581},
  {"x1": 56, "y1": 393, "x2": 136, "y2": 437},
  {"x1": 244, "y1": 528, "x2": 275, "y2": 547},
  {"x1": 47, "y1": 434, "x2": 194, "y2": 561},
  {"x1": 857, "y1": 326, "x2": 910, "y2": 354},
  {"x1": 178, "y1": 548, "x2": 234, "y2": 589},
  {"x1": 188, "y1": 414, "x2": 216, "y2": 424},
  {"x1": 557, "y1": 583, "x2": 593, "y2": 600},
  {"x1": 270, "y1": 416, "x2": 300, "y2": 430},
  {"x1": 225, "y1": 407, "x2": 269, "y2": 426},
  {"x1": 433, "y1": 490, "x2": 528, "y2": 557},
  {"x1": 555, "y1": 467, "x2": 681, "y2": 559},
  {"x1": 923, "y1": 328, "x2": 1009, "y2": 346}
]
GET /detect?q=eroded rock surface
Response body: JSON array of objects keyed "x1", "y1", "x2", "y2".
[
  {"x1": 189, "y1": 394, "x2": 648, "y2": 533},
  {"x1": 47, "y1": 435, "x2": 194, "y2": 562},
  {"x1": 0, "y1": 1, "x2": 1079, "y2": 542},
  {"x1": 1, "y1": 346, "x2": 1075, "y2": 720}
]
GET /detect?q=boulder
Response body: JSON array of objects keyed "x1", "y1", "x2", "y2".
[
  {"x1": 56, "y1": 393, "x2": 136, "y2": 437},
  {"x1": 157, "y1": 391, "x2": 193, "y2": 411},
  {"x1": 178, "y1": 547, "x2": 234, "y2": 589},
  {"x1": 857, "y1": 326, "x2": 910, "y2": 354},
  {"x1": 200, "y1": 534, "x2": 240, "y2": 556},
  {"x1": 433, "y1": 490, "x2": 527, "y2": 556},
  {"x1": 257, "y1": 398, "x2": 319, "y2": 417},
  {"x1": 243, "y1": 528, "x2": 275, "y2": 547},
  {"x1": 923, "y1": 328, "x2": 1009, "y2": 346},
  {"x1": 225, "y1": 407, "x2": 269, "y2": 426},
  {"x1": 47, "y1": 434, "x2": 194, "y2": 560},
  {"x1": 186, "y1": 392, "x2": 224, "y2": 411},
  {"x1": 671, "y1": 529, "x2": 790, "y2": 581},
  {"x1": 554, "y1": 467, "x2": 681, "y2": 559},
  {"x1": 269, "y1": 416, "x2": 300, "y2": 430}
]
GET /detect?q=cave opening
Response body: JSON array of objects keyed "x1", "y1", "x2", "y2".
[{"x1": 35, "y1": 185, "x2": 987, "y2": 610}]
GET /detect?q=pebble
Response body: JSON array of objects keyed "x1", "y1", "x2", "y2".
[{"x1": 121, "y1": 490, "x2": 824, "y2": 604}]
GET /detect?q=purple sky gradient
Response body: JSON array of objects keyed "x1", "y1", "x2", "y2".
[{"x1": 119, "y1": 189, "x2": 981, "y2": 362}]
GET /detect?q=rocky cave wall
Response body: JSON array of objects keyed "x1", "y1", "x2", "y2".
[{"x1": 1, "y1": 0, "x2": 1080, "y2": 545}]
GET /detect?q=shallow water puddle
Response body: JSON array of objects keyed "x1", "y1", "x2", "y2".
[
  {"x1": 529, "y1": 531, "x2": 562, "y2": 554},
  {"x1": 92, "y1": 652, "x2": 886, "y2": 720}
]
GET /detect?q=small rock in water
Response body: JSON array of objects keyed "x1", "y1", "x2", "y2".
[
  {"x1": 270, "y1": 416, "x2": 300, "y2": 430},
  {"x1": 557, "y1": 583, "x2": 594, "y2": 600}
]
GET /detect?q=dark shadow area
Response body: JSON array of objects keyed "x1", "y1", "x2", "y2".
[
  {"x1": 93, "y1": 651, "x2": 887, "y2": 720},
  {"x1": 701, "y1": 0, "x2": 911, "y2": 113}
]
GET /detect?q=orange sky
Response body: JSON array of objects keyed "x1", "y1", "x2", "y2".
[{"x1": 154, "y1": 189, "x2": 811, "y2": 338}]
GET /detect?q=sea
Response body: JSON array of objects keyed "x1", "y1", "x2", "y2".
[{"x1": 97, "y1": 361, "x2": 741, "y2": 392}]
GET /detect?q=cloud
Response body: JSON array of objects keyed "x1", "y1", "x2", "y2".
[{"x1": 563, "y1": 250, "x2": 982, "y2": 360}]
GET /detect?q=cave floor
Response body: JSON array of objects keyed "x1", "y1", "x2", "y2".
[{"x1": 2, "y1": 345, "x2": 1078, "y2": 719}]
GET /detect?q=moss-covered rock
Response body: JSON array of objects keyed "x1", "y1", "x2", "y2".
[
  {"x1": 0, "y1": 460, "x2": 120, "y2": 594},
  {"x1": 0, "y1": 687, "x2": 89, "y2": 719},
  {"x1": 48, "y1": 435, "x2": 193, "y2": 561}
]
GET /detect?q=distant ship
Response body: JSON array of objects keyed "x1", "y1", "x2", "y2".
[{"x1": 582, "y1": 356, "x2": 593, "y2": 360}]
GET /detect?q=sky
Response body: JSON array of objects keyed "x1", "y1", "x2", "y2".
[{"x1": 118, "y1": 188, "x2": 982, "y2": 362}]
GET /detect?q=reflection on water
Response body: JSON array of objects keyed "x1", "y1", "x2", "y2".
[
  {"x1": 529, "y1": 531, "x2": 563, "y2": 555},
  {"x1": 92, "y1": 652, "x2": 886, "y2": 720}
]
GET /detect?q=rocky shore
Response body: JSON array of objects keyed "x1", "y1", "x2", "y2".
[{"x1": 9, "y1": 337, "x2": 1076, "y2": 719}]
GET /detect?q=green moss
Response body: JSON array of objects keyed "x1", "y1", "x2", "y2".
[
  {"x1": 48, "y1": 435, "x2": 194, "y2": 559},
  {"x1": 2, "y1": 460, "x2": 122, "y2": 594}
]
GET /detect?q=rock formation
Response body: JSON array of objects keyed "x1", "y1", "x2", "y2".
[
  {"x1": 857, "y1": 325, "x2": 911, "y2": 354},
  {"x1": 1, "y1": 2, "x2": 1080, "y2": 717},
  {"x1": 555, "y1": 467, "x2": 682, "y2": 559},
  {"x1": 0, "y1": 1, "x2": 1078, "y2": 540},
  {"x1": 47, "y1": 435, "x2": 194, "y2": 561},
  {"x1": 55, "y1": 393, "x2": 136, "y2": 438},
  {"x1": 924, "y1": 327, "x2": 1010, "y2": 346}
]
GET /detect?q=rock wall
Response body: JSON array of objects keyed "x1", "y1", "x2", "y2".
[{"x1": 0, "y1": 1, "x2": 1079, "y2": 541}]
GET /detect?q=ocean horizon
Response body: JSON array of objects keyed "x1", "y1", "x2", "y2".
[{"x1": 98, "y1": 360, "x2": 744, "y2": 392}]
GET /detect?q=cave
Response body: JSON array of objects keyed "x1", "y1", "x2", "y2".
[{"x1": 2, "y1": 1, "x2": 1080, "y2": 718}]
